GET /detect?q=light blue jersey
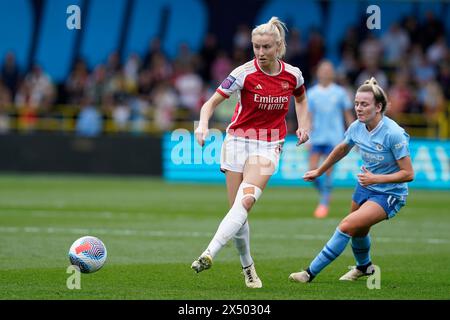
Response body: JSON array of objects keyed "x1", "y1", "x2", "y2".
[
  {"x1": 307, "y1": 83, "x2": 352, "y2": 146},
  {"x1": 344, "y1": 116, "x2": 410, "y2": 198}
]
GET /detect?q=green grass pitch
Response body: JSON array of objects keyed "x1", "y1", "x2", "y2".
[{"x1": 0, "y1": 174, "x2": 449, "y2": 300}]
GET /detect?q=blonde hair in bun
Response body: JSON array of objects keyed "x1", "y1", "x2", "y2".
[{"x1": 357, "y1": 77, "x2": 388, "y2": 113}]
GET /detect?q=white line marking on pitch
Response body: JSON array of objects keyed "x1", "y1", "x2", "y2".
[{"x1": 0, "y1": 226, "x2": 448, "y2": 245}]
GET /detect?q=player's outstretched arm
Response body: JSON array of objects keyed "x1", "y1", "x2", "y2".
[
  {"x1": 294, "y1": 93, "x2": 310, "y2": 146},
  {"x1": 303, "y1": 142, "x2": 353, "y2": 181},
  {"x1": 195, "y1": 92, "x2": 226, "y2": 146}
]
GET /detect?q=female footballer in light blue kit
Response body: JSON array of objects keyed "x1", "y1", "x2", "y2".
[
  {"x1": 307, "y1": 61, "x2": 354, "y2": 218},
  {"x1": 289, "y1": 77, "x2": 414, "y2": 283}
]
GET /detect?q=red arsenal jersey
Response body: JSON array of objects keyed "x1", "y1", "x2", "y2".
[{"x1": 216, "y1": 59, "x2": 305, "y2": 141}]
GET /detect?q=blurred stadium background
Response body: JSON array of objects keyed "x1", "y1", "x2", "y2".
[
  {"x1": 0, "y1": 0, "x2": 449, "y2": 180},
  {"x1": 0, "y1": 0, "x2": 449, "y2": 300}
]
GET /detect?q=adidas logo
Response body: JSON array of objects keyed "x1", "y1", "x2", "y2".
[{"x1": 255, "y1": 84, "x2": 263, "y2": 90}]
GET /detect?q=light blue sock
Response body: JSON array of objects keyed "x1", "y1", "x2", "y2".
[
  {"x1": 309, "y1": 228, "x2": 351, "y2": 276},
  {"x1": 319, "y1": 191, "x2": 331, "y2": 206},
  {"x1": 351, "y1": 235, "x2": 371, "y2": 266},
  {"x1": 313, "y1": 176, "x2": 322, "y2": 192},
  {"x1": 319, "y1": 175, "x2": 332, "y2": 205}
]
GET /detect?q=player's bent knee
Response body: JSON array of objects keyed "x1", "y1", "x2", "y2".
[
  {"x1": 235, "y1": 182, "x2": 262, "y2": 213},
  {"x1": 338, "y1": 220, "x2": 356, "y2": 237},
  {"x1": 242, "y1": 197, "x2": 255, "y2": 211}
]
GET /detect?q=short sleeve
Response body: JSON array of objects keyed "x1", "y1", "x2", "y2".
[
  {"x1": 293, "y1": 84, "x2": 306, "y2": 97},
  {"x1": 216, "y1": 66, "x2": 245, "y2": 98},
  {"x1": 389, "y1": 130, "x2": 410, "y2": 160},
  {"x1": 292, "y1": 67, "x2": 305, "y2": 97}
]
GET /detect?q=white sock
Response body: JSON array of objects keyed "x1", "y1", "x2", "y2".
[
  {"x1": 204, "y1": 199, "x2": 247, "y2": 258},
  {"x1": 204, "y1": 183, "x2": 261, "y2": 258},
  {"x1": 233, "y1": 221, "x2": 253, "y2": 268}
]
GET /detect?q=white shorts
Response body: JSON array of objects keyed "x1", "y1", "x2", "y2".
[{"x1": 220, "y1": 134, "x2": 284, "y2": 174}]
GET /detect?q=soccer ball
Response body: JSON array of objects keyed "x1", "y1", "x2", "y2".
[{"x1": 68, "y1": 236, "x2": 107, "y2": 273}]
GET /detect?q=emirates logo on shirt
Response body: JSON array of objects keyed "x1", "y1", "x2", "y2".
[{"x1": 254, "y1": 94, "x2": 289, "y2": 110}]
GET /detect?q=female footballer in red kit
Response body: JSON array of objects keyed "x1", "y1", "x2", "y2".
[{"x1": 191, "y1": 16, "x2": 310, "y2": 288}]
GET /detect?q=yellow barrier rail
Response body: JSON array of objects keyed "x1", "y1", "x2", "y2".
[{"x1": 1, "y1": 103, "x2": 449, "y2": 138}]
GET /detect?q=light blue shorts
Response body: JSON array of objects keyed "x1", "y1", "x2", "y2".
[{"x1": 352, "y1": 184, "x2": 406, "y2": 219}]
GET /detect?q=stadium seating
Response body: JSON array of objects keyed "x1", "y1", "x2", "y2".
[
  {"x1": 255, "y1": 0, "x2": 322, "y2": 40},
  {"x1": 364, "y1": 0, "x2": 414, "y2": 36},
  {"x1": 325, "y1": 1, "x2": 360, "y2": 64},
  {"x1": 79, "y1": 0, "x2": 128, "y2": 70},
  {"x1": 0, "y1": 0, "x2": 33, "y2": 70},
  {"x1": 35, "y1": 0, "x2": 83, "y2": 82}
]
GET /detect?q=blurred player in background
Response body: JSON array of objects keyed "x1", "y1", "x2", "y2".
[
  {"x1": 307, "y1": 60, "x2": 354, "y2": 218},
  {"x1": 191, "y1": 17, "x2": 310, "y2": 288},
  {"x1": 289, "y1": 77, "x2": 414, "y2": 283}
]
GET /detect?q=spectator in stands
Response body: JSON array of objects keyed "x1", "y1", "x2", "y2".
[
  {"x1": 104, "y1": 70, "x2": 129, "y2": 112},
  {"x1": 148, "y1": 52, "x2": 173, "y2": 84},
  {"x1": 152, "y1": 80, "x2": 178, "y2": 131},
  {"x1": 142, "y1": 37, "x2": 165, "y2": 70},
  {"x1": 386, "y1": 70, "x2": 415, "y2": 118},
  {"x1": 420, "y1": 11, "x2": 445, "y2": 50},
  {"x1": 111, "y1": 93, "x2": 130, "y2": 132},
  {"x1": 105, "y1": 51, "x2": 121, "y2": 78},
  {"x1": 403, "y1": 15, "x2": 420, "y2": 45},
  {"x1": 233, "y1": 24, "x2": 252, "y2": 52},
  {"x1": 0, "y1": 79, "x2": 11, "y2": 107},
  {"x1": 137, "y1": 68, "x2": 153, "y2": 102},
  {"x1": 21, "y1": 64, "x2": 55, "y2": 112},
  {"x1": 129, "y1": 96, "x2": 149, "y2": 134},
  {"x1": 231, "y1": 47, "x2": 250, "y2": 68},
  {"x1": 437, "y1": 61, "x2": 450, "y2": 100},
  {"x1": 0, "y1": 79, "x2": 12, "y2": 133},
  {"x1": 412, "y1": 49, "x2": 437, "y2": 85},
  {"x1": 65, "y1": 59, "x2": 89, "y2": 105},
  {"x1": 339, "y1": 27, "x2": 360, "y2": 59},
  {"x1": 359, "y1": 33, "x2": 383, "y2": 64},
  {"x1": 336, "y1": 49, "x2": 359, "y2": 84},
  {"x1": 355, "y1": 58, "x2": 388, "y2": 89},
  {"x1": 335, "y1": 73, "x2": 355, "y2": 103},
  {"x1": 210, "y1": 50, "x2": 233, "y2": 87},
  {"x1": 285, "y1": 28, "x2": 304, "y2": 62},
  {"x1": 381, "y1": 23, "x2": 410, "y2": 66},
  {"x1": 123, "y1": 53, "x2": 141, "y2": 94},
  {"x1": 174, "y1": 64, "x2": 203, "y2": 119},
  {"x1": 1, "y1": 52, "x2": 20, "y2": 97},
  {"x1": 199, "y1": 33, "x2": 219, "y2": 83},
  {"x1": 14, "y1": 81, "x2": 38, "y2": 131},
  {"x1": 418, "y1": 79, "x2": 446, "y2": 120},
  {"x1": 285, "y1": 28, "x2": 309, "y2": 82},
  {"x1": 426, "y1": 35, "x2": 448, "y2": 65},
  {"x1": 306, "y1": 29, "x2": 326, "y2": 78},
  {"x1": 76, "y1": 96, "x2": 103, "y2": 137},
  {"x1": 174, "y1": 42, "x2": 200, "y2": 74},
  {"x1": 84, "y1": 64, "x2": 107, "y2": 106}
]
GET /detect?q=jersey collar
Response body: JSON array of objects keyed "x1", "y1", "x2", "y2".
[
  {"x1": 254, "y1": 58, "x2": 284, "y2": 76},
  {"x1": 366, "y1": 116, "x2": 384, "y2": 135}
]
